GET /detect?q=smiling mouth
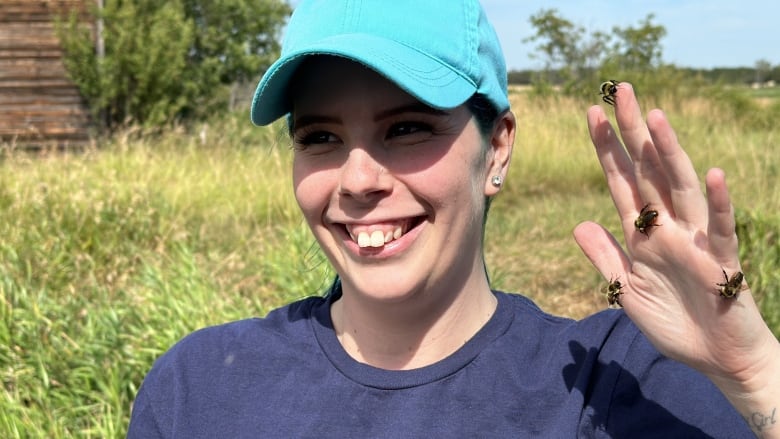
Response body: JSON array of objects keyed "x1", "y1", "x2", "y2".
[{"x1": 343, "y1": 217, "x2": 425, "y2": 248}]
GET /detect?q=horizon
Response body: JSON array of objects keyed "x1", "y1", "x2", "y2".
[
  {"x1": 285, "y1": 1, "x2": 779, "y2": 71},
  {"x1": 481, "y1": 0, "x2": 779, "y2": 71}
]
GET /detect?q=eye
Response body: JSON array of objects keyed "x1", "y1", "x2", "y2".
[
  {"x1": 293, "y1": 130, "x2": 339, "y2": 148},
  {"x1": 386, "y1": 121, "x2": 432, "y2": 139}
]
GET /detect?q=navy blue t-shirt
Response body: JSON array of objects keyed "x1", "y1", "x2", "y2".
[{"x1": 128, "y1": 291, "x2": 752, "y2": 437}]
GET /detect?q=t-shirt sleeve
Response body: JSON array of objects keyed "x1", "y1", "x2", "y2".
[
  {"x1": 127, "y1": 378, "x2": 165, "y2": 438},
  {"x1": 125, "y1": 322, "x2": 223, "y2": 438},
  {"x1": 606, "y1": 330, "x2": 753, "y2": 438}
]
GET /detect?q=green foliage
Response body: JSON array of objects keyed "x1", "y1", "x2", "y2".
[
  {"x1": 0, "y1": 113, "x2": 316, "y2": 436},
  {"x1": 524, "y1": 9, "x2": 670, "y2": 98},
  {"x1": 521, "y1": 6, "x2": 780, "y2": 114},
  {"x1": 679, "y1": 66, "x2": 771, "y2": 85},
  {"x1": 596, "y1": 66, "x2": 702, "y2": 104},
  {"x1": 56, "y1": 0, "x2": 291, "y2": 130},
  {"x1": 703, "y1": 85, "x2": 780, "y2": 130},
  {"x1": 523, "y1": 9, "x2": 606, "y2": 90},
  {"x1": 182, "y1": 0, "x2": 289, "y2": 83},
  {"x1": 606, "y1": 14, "x2": 666, "y2": 71},
  {"x1": 735, "y1": 210, "x2": 780, "y2": 336}
]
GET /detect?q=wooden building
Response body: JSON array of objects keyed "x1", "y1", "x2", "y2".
[{"x1": 0, "y1": 0, "x2": 93, "y2": 149}]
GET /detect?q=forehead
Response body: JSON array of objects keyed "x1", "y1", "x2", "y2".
[{"x1": 289, "y1": 56, "x2": 418, "y2": 110}]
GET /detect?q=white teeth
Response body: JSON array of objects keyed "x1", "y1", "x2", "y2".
[
  {"x1": 350, "y1": 225, "x2": 408, "y2": 248},
  {"x1": 357, "y1": 232, "x2": 371, "y2": 247},
  {"x1": 356, "y1": 231, "x2": 388, "y2": 248},
  {"x1": 356, "y1": 230, "x2": 387, "y2": 248},
  {"x1": 370, "y1": 230, "x2": 384, "y2": 247}
]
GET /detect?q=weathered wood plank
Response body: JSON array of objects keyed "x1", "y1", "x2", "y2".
[
  {"x1": 0, "y1": 60, "x2": 69, "y2": 79},
  {"x1": 0, "y1": 0, "x2": 93, "y2": 146},
  {"x1": 0, "y1": 49, "x2": 64, "y2": 59},
  {"x1": 0, "y1": 1, "x2": 92, "y2": 23},
  {"x1": 0, "y1": 78, "x2": 78, "y2": 88},
  {"x1": 2, "y1": 86, "x2": 81, "y2": 93},
  {"x1": 0, "y1": 94, "x2": 84, "y2": 105},
  {"x1": 0, "y1": 24, "x2": 61, "y2": 48}
]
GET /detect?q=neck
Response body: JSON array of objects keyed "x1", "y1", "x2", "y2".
[{"x1": 330, "y1": 274, "x2": 497, "y2": 370}]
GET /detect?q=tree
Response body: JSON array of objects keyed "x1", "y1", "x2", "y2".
[
  {"x1": 609, "y1": 14, "x2": 667, "y2": 71},
  {"x1": 57, "y1": 0, "x2": 291, "y2": 130},
  {"x1": 524, "y1": 9, "x2": 669, "y2": 99},
  {"x1": 523, "y1": 9, "x2": 611, "y2": 94},
  {"x1": 754, "y1": 59, "x2": 772, "y2": 84}
]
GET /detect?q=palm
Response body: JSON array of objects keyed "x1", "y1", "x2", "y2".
[{"x1": 574, "y1": 83, "x2": 774, "y2": 380}]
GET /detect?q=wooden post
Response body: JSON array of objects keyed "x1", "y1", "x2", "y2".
[{"x1": 95, "y1": 0, "x2": 104, "y2": 59}]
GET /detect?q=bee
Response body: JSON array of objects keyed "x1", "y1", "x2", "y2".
[
  {"x1": 599, "y1": 80, "x2": 620, "y2": 106},
  {"x1": 603, "y1": 276, "x2": 624, "y2": 308},
  {"x1": 716, "y1": 268, "x2": 744, "y2": 299},
  {"x1": 634, "y1": 204, "x2": 660, "y2": 237}
]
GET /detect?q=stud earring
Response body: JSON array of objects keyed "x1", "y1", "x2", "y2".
[{"x1": 491, "y1": 175, "x2": 503, "y2": 187}]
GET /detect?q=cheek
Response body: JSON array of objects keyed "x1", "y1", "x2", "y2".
[
  {"x1": 412, "y1": 144, "x2": 487, "y2": 212},
  {"x1": 292, "y1": 159, "x2": 331, "y2": 221}
]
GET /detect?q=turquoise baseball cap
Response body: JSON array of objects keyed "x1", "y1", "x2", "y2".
[{"x1": 250, "y1": 0, "x2": 509, "y2": 126}]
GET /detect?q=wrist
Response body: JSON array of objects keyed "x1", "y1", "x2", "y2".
[{"x1": 707, "y1": 337, "x2": 780, "y2": 437}]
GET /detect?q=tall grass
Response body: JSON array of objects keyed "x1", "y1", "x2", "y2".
[{"x1": 1, "y1": 89, "x2": 778, "y2": 437}]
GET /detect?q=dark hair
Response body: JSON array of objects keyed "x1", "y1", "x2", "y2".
[
  {"x1": 464, "y1": 93, "x2": 503, "y2": 213},
  {"x1": 466, "y1": 93, "x2": 501, "y2": 138}
]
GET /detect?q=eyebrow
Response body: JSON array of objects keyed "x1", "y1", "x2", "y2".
[
  {"x1": 292, "y1": 102, "x2": 450, "y2": 131},
  {"x1": 374, "y1": 103, "x2": 450, "y2": 121}
]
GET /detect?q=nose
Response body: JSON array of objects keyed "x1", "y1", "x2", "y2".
[{"x1": 338, "y1": 147, "x2": 392, "y2": 202}]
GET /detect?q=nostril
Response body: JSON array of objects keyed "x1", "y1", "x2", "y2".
[{"x1": 338, "y1": 149, "x2": 392, "y2": 199}]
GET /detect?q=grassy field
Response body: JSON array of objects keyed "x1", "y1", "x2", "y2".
[{"x1": 1, "y1": 89, "x2": 778, "y2": 437}]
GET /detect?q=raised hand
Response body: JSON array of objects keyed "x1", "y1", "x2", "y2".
[{"x1": 573, "y1": 82, "x2": 780, "y2": 437}]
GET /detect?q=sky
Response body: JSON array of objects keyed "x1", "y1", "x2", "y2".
[
  {"x1": 480, "y1": 0, "x2": 780, "y2": 71},
  {"x1": 283, "y1": 0, "x2": 779, "y2": 71}
]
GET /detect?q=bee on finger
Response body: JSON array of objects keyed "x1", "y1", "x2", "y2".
[
  {"x1": 599, "y1": 80, "x2": 620, "y2": 106},
  {"x1": 603, "y1": 276, "x2": 624, "y2": 308},
  {"x1": 634, "y1": 204, "x2": 660, "y2": 237},
  {"x1": 717, "y1": 269, "x2": 744, "y2": 299}
]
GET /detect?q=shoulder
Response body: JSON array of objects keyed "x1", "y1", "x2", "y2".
[
  {"x1": 497, "y1": 290, "x2": 638, "y2": 344},
  {"x1": 495, "y1": 293, "x2": 750, "y2": 436},
  {"x1": 159, "y1": 295, "x2": 325, "y2": 365},
  {"x1": 492, "y1": 291, "x2": 644, "y2": 393},
  {"x1": 128, "y1": 295, "x2": 328, "y2": 436},
  {"x1": 136, "y1": 295, "x2": 327, "y2": 401}
]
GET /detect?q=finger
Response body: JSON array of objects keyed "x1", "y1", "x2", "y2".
[
  {"x1": 646, "y1": 109, "x2": 707, "y2": 224},
  {"x1": 705, "y1": 168, "x2": 740, "y2": 263},
  {"x1": 586, "y1": 105, "x2": 641, "y2": 228},
  {"x1": 573, "y1": 221, "x2": 632, "y2": 284},
  {"x1": 613, "y1": 83, "x2": 670, "y2": 208}
]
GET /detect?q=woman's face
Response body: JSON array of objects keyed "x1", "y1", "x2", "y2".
[{"x1": 290, "y1": 57, "x2": 512, "y2": 303}]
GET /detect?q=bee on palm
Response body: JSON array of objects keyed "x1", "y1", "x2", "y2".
[
  {"x1": 603, "y1": 276, "x2": 624, "y2": 308},
  {"x1": 717, "y1": 269, "x2": 745, "y2": 299},
  {"x1": 634, "y1": 204, "x2": 660, "y2": 237}
]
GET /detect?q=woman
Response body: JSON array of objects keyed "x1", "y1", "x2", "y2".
[{"x1": 128, "y1": 0, "x2": 779, "y2": 437}]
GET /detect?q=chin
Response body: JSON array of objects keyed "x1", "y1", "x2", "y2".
[{"x1": 340, "y1": 274, "x2": 427, "y2": 304}]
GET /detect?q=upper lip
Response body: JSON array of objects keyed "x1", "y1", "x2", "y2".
[{"x1": 327, "y1": 213, "x2": 426, "y2": 227}]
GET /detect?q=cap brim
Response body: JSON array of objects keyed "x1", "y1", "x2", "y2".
[{"x1": 250, "y1": 34, "x2": 478, "y2": 126}]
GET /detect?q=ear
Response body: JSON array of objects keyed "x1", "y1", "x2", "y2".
[{"x1": 484, "y1": 110, "x2": 516, "y2": 196}]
